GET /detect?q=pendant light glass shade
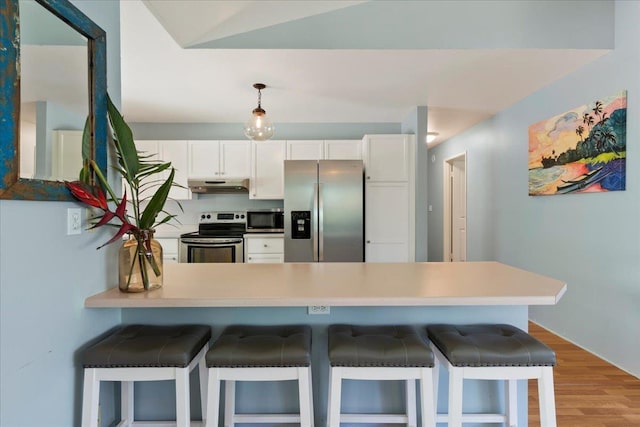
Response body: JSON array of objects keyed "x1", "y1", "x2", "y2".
[{"x1": 244, "y1": 83, "x2": 274, "y2": 141}]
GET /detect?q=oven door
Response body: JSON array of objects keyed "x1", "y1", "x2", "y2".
[{"x1": 178, "y1": 237, "x2": 244, "y2": 263}]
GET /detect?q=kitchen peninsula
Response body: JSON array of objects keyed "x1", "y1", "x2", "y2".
[
  {"x1": 85, "y1": 261, "x2": 565, "y2": 308},
  {"x1": 84, "y1": 261, "x2": 566, "y2": 426}
]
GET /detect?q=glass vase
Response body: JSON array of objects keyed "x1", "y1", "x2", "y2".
[{"x1": 118, "y1": 230, "x2": 163, "y2": 292}]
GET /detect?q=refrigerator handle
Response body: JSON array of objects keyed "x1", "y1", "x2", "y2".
[
  {"x1": 318, "y1": 183, "x2": 324, "y2": 261},
  {"x1": 313, "y1": 183, "x2": 319, "y2": 262}
]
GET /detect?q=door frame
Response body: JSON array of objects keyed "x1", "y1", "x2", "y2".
[{"x1": 443, "y1": 151, "x2": 467, "y2": 262}]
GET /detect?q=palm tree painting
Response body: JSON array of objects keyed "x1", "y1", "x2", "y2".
[{"x1": 528, "y1": 91, "x2": 627, "y2": 196}]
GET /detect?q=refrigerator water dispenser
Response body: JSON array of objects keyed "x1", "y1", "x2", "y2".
[{"x1": 291, "y1": 211, "x2": 311, "y2": 239}]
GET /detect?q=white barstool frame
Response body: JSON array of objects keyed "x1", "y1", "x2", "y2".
[
  {"x1": 81, "y1": 343, "x2": 209, "y2": 427},
  {"x1": 204, "y1": 365, "x2": 314, "y2": 427},
  {"x1": 430, "y1": 343, "x2": 556, "y2": 427},
  {"x1": 327, "y1": 365, "x2": 437, "y2": 427}
]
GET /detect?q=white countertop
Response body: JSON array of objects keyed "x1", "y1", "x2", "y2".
[{"x1": 85, "y1": 261, "x2": 566, "y2": 308}]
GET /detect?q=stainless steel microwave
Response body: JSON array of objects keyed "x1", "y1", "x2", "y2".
[{"x1": 246, "y1": 209, "x2": 284, "y2": 232}]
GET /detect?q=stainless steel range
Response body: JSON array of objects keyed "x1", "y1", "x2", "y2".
[{"x1": 178, "y1": 211, "x2": 246, "y2": 263}]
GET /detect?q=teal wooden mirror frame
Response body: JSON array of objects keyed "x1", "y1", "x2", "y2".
[{"x1": 0, "y1": 0, "x2": 107, "y2": 201}]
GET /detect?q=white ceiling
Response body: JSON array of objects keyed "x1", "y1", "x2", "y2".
[{"x1": 120, "y1": 0, "x2": 609, "y2": 145}]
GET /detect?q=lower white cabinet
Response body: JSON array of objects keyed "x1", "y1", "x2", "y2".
[
  {"x1": 244, "y1": 234, "x2": 284, "y2": 263},
  {"x1": 156, "y1": 238, "x2": 179, "y2": 263},
  {"x1": 365, "y1": 181, "x2": 412, "y2": 263}
]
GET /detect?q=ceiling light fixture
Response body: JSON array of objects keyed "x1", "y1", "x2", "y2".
[
  {"x1": 244, "y1": 83, "x2": 274, "y2": 141},
  {"x1": 426, "y1": 132, "x2": 439, "y2": 144}
]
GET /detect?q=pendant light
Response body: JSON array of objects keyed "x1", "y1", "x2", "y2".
[{"x1": 244, "y1": 83, "x2": 274, "y2": 141}]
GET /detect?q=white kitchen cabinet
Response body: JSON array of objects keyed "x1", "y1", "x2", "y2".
[
  {"x1": 244, "y1": 234, "x2": 284, "y2": 263},
  {"x1": 286, "y1": 140, "x2": 324, "y2": 160},
  {"x1": 188, "y1": 140, "x2": 251, "y2": 178},
  {"x1": 324, "y1": 139, "x2": 362, "y2": 160},
  {"x1": 156, "y1": 237, "x2": 179, "y2": 263},
  {"x1": 159, "y1": 141, "x2": 190, "y2": 200},
  {"x1": 286, "y1": 139, "x2": 361, "y2": 160},
  {"x1": 51, "y1": 130, "x2": 83, "y2": 181},
  {"x1": 362, "y1": 134, "x2": 410, "y2": 182},
  {"x1": 363, "y1": 134, "x2": 415, "y2": 263},
  {"x1": 365, "y1": 183, "x2": 410, "y2": 262},
  {"x1": 250, "y1": 140, "x2": 286, "y2": 199},
  {"x1": 129, "y1": 140, "x2": 190, "y2": 200}
]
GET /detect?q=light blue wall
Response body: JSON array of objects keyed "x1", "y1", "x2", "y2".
[
  {"x1": 428, "y1": 0, "x2": 640, "y2": 378},
  {"x1": 129, "y1": 122, "x2": 400, "y2": 141},
  {"x1": 0, "y1": 2, "x2": 122, "y2": 427}
]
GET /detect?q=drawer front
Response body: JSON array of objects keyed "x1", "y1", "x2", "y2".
[{"x1": 246, "y1": 237, "x2": 284, "y2": 254}]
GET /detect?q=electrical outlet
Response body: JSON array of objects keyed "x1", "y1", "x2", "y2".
[
  {"x1": 308, "y1": 305, "x2": 330, "y2": 315},
  {"x1": 67, "y1": 208, "x2": 82, "y2": 235}
]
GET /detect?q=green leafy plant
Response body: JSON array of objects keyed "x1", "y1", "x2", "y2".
[{"x1": 66, "y1": 94, "x2": 179, "y2": 289}]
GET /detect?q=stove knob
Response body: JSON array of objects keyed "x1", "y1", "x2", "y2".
[
  {"x1": 200, "y1": 214, "x2": 206, "y2": 220},
  {"x1": 241, "y1": 214, "x2": 245, "y2": 218},
  {"x1": 206, "y1": 214, "x2": 211, "y2": 219},
  {"x1": 235, "y1": 214, "x2": 239, "y2": 219}
]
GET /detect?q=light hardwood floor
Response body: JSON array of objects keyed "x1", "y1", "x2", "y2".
[{"x1": 528, "y1": 322, "x2": 640, "y2": 426}]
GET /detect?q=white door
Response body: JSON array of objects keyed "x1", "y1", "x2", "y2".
[
  {"x1": 443, "y1": 153, "x2": 467, "y2": 262},
  {"x1": 451, "y1": 158, "x2": 467, "y2": 261}
]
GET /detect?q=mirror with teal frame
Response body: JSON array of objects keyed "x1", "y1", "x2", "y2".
[{"x1": 0, "y1": 0, "x2": 107, "y2": 200}]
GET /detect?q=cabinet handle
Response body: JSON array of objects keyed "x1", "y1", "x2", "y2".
[
  {"x1": 215, "y1": 172, "x2": 219, "y2": 175},
  {"x1": 366, "y1": 240, "x2": 371, "y2": 244},
  {"x1": 264, "y1": 244, "x2": 268, "y2": 247},
  {"x1": 367, "y1": 176, "x2": 371, "y2": 179}
]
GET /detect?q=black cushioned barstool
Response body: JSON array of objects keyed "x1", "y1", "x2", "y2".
[
  {"x1": 204, "y1": 324, "x2": 314, "y2": 427},
  {"x1": 427, "y1": 324, "x2": 557, "y2": 427},
  {"x1": 81, "y1": 324, "x2": 211, "y2": 427},
  {"x1": 327, "y1": 324, "x2": 437, "y2": 427}
]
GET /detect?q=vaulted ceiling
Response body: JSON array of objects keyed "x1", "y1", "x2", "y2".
[{"x1": 120, "y1": 0, "x2": 613, "y2": 144}]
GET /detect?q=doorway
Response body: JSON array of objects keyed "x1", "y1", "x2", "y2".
[{"x1": 443, "y1": 152, "x2": 467, "y2": 262}]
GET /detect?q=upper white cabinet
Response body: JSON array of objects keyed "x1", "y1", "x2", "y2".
[
  {"x1": 131, "y1": 140, "x2": 190, "y2": 200},
  {"x1": 324, "y1": 140, "x2": 362, "y2": 160},
  {"x1": 250, "y1": 140, "x2": 286, "y2": 199},
  {"x1": 286, "y1": 140, "x2": 324, "y2": 160},
  {"x1": 188, "y1": 140, "x2": 251, "y2": 178},
  {"x1": 51, "y1": 130, "x2": 83, "y2": 181},
  {"x1": 362, "y1": 134, "x2": 410, "y2": 182},
  {"x1": 286, "y1": 139, "x2": 361, "y2": 160}
]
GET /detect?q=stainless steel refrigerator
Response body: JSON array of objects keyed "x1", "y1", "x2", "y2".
[{"x1": 284, "y1": 160, "x2": 364, "y2": 262}]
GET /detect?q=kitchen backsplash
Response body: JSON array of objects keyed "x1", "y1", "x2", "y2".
[{"x1": 161, "y1": 193, "x2": 283, "y2": 226}]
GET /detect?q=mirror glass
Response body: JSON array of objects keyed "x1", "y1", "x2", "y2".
[{"x1": 19, "y1": 0, "x2": 88, "y2": 181}]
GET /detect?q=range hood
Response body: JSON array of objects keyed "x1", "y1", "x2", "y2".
[{"x1": 188, "y1": 178, "x2": 250, "y2": 194}]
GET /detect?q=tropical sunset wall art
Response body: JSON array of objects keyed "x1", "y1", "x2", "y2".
[{"x1": 528, "y1": 90, "x2": 627, "y2": 196}]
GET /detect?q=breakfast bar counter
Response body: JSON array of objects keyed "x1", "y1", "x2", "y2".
[
  {"x1": 85, "y1": 261, "x2": 566, "y2": 308},
  {"x1": 84, "y1": 261, "x2": 566, "y2": 426}
]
